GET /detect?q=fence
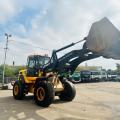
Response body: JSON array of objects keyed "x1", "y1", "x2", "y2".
[
  {"x1": 0, "y1": 77, "x2": 17, "y2": 89},
  {"x1": 0, "y1": 77, "x2": 17, "y2": 84}
]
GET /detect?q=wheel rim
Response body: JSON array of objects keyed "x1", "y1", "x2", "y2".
[
  {"x1": 14, "y1": 84, "x2": 19, "y2": 95},
  {"x1": 36, "y1": 87, "x2": 45, "y2": 101}
]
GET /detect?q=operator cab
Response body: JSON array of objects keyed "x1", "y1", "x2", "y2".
[{"x1": 27, "y1": 55, "x2": 50, "y2": 77}]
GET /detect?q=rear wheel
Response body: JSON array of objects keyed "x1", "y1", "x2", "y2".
[
  {"x1": 13, "y1": 81, "x2": 25, "y2": 100},
  {"x1": 59, "y1": 80, "x2": 76, "y2": 101},
  {"x1": 34, "y1": 82, "x2": 54, "y2": 107}
]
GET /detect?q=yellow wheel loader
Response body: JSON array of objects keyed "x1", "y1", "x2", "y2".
[{"x1": 13, "y1": 40, "x2": 99, "y2": 107}]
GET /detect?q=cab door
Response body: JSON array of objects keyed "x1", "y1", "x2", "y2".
[{"x1": 26, "y1": 57, "x2": 39, "y2": 82}]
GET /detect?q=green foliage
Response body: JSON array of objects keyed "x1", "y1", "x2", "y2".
[
  {"x1": 0, "y1": 65, "x2": 26, "y2": 77},
  {"x1": 76, "y1": 66, "x2": 99, "y2": 71}
]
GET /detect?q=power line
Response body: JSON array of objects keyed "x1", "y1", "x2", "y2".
[{"x1": 10, "y1": 40, "x2": 52, "y2": 51}]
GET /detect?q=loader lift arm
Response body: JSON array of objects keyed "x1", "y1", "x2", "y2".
[{"x1": 43, "y1": 40, "x2": 100, "y2": 75}]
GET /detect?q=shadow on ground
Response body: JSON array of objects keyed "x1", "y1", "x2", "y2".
[
  {"x1": 0, "y1": 95, "x2": 71, "y2": 120},
  {"x1": 0, "y1": 95, "x2": 46, "y2": 120}
]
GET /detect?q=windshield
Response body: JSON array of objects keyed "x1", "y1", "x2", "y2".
[
  {"x1": 28, "y1": 56, "x2": 50, "y2": 68},
  {"x1": 91, "y1": 71, "x2": 100, "y2": 75},
  {"x1": 73, "y1": 72, "x2": 80, "y2": 76},
  {"x1": 81, "y1": 71, "x2": 91, "y2": 75},
  {"x1": 37, "y1": 56, "x2": 50, "y2": 66}
]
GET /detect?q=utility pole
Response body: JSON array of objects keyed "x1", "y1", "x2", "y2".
[
  {"x1": 85, "y1": 62, "x2": 88, "y2": 69},
  {"x1": 2, "y1": 33, "x2": 12, "y2": 86}
]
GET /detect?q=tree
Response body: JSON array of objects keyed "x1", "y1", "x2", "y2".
[
  {"x1": 76, "y1": 66, "x2": 99, "y2": 71},
  {"x1": 0, "y1": 65, "x2": 26, "y2": 78}
]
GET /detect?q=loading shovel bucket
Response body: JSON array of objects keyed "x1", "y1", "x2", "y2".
[{"x1": 86, "y1": 17, "x2": 120, "y2": 59}]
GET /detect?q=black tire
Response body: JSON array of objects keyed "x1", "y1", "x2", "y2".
[
  {"x1": 13, "y1": 81, "x2": 25, "y2": 100},
  {"x1": 34, "y1": 82, "x2": 54, "y2": 107},
  {"x1": 59, "y1": 80, "x2": 76, "y2": 101}
]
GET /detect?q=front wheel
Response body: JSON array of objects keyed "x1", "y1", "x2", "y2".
[
  {"x1": 59, "y1": 80, "x2": 76, "y2": 101},
  {"x1": 13, "y1": 81, "x2": 25, "y2": 100},
  {"x1": 34, "y1": 82, "x2": 54, "y2": 107}
]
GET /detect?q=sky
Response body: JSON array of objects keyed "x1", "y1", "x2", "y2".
[{"x1": 0, "y1": 0, "x2": 120, "y2": 70}]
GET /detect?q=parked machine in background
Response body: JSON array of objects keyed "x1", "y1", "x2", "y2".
[
  {"x1": 80, "y1": 70, "x2": 91, "y2": 82},
  {"x1": 69, "y1": 72, "x2": 81, "y2": 83},
  {"x1": 116, "y1": 75, "x2": 120, "y2": 82},
  {"x1": 99, "y1": 70, "x2": 108, "y2": 81},
  {"x1": 79, "y1": 70, "x2": 108, "y2": 83},
  {"x1": 107, "y1": 74, "x2": 117, "y2": 81},
  {"x1": 90, "y1": 71, "x2": 100, "y2": 82}
]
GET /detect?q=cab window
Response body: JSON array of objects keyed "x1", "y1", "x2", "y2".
[{"x1": 28, "y1": 58, "x2": 35, "y2": 68}]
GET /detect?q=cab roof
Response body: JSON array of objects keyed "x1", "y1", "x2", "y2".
[{"x1": 28, "y1": 54, "x2": 49, "y2": 58}]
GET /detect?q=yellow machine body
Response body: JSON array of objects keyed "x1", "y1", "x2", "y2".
[{"x1": 18, "y1": 68, "x2": 64, "y2": 94}]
